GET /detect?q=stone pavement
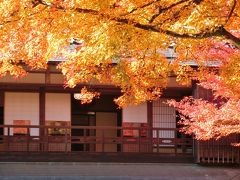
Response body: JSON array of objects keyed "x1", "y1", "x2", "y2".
[{"x1": 0, "y1": 162, "x2": 239, "y2": 180}]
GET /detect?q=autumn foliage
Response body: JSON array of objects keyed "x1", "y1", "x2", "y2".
[
  {"x1": 168, "y1": 48, "x2": 240, "y2": 144},
  {"x1": 0, "y1": 1, "x2": 240, "y2": 141}
]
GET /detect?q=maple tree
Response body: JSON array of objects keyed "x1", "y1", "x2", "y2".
[
  {"x1": 168, "y1": 55, "x2": 240, "y2": 146},
  {"x1": 0, "y1": 1, "x2": 240, "y2": 140}
]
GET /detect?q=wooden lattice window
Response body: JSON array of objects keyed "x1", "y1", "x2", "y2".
[{"x1": 152, "y1": 99, "x2": 176, "y2": 138}]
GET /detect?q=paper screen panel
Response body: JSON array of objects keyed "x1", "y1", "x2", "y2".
[
  {"x1": 4, "y1": 92, "x2": 39, "y2": 136},
  {"x1": 45, "y1": 93, "x2": 71, "y2": 122}
]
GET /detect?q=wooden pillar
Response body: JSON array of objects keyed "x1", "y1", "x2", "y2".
[
  {"x1": 39, "y1": 87, "x2": 45, "y2": 151},
  {"x1": 0, "y1": 91, "x2": 4, "y2": 107},
  {"x1": 39, "y1": 87, "x2": 45, "y2": 126},
  {"x1": 0, "y1": 91, "x2": 4, "y2": 137},
  {"x1": 147, "y1": 102, "x2": 153, "y2": 127},
  {"x1": 147, "y1": 101, "x2": 153, "y2": 152}
]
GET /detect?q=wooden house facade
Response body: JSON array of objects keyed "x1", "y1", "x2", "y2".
[{"x1": 0, "y1": 63, "x2": 239, "y2": 164}]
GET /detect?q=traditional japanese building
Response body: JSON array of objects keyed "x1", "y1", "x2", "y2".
[{"x1": 0, "y1": 61, "x2": 239, "y2": 164}]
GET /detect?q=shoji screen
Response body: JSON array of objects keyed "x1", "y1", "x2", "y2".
[
  {"x1": 152, "y1": 99, "x2": 176, "y2": 138},
  {"x1": 4, "y1": 92, "x2": 39, "y2": 136},
  {"x1": 122, "y1": 103, "x2": 148, "y2": 123},
  {"x1": 45, "y1": 93, "x2": 71, "y2": 122}
]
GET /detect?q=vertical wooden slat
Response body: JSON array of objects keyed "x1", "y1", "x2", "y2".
[
  {"x1": 227, "y1": 137, "x2": 230, "y2": 163},
  {"x1": 211, "y1": 140, "x2": 214, "y2": 163},
  {"x1": 200, "y1": 141, "x2": 203, "y2": 163},
  {"x1": 174, "y1": 130, "x2": 177, "y2": 155},
  {"x1": 222, "y1": 139, "x2": 224, "y2": 163},
  {"x1": 138, "y1": 127, "x2": 140, "y2": 153},
  {"x1": 217, "y1": 139, "x2": 220, "y2": 163},
  {"x1": 121, "y1": 127, "x2": 123, "y2": 152},
  {"x1": 7, "y1": 126, "x2": 10, "y2": 151},
  {"x1": 237, "y1": 147, "x2": 239, "y2": 164},
  {"x1": 102, "y1": 129, "x2": 104, "y2": 152},
  {"x1": 228, "y1": 137, "x2": 230, "y2": 163},
  {"x1": 65, "y1": 127, "x2": 68, "y2": 153},
  {"x1": 83, "y1": 128, "x2": 86, "y2": 152},
  {"x1": 46, "y1": 126, "x2": 49, "y2": 152},
  {"x1": 27, "y1": 127, "x2": 30, "y2": 152},
  {"x1": 202, "y1": 141, "x2": 206, "y2": 162},
  {"x1": 157, "y1": 130, "x2": 159, "y2": 153},
  {"x1": 237, "y1": 135, "x2": 239, "y2": 163}
]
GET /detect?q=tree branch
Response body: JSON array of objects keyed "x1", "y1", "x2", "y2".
[
  {"x1": 66, "y1": 6, "x2": 240, "y2": 48},
  {"x1": 0, "y1": 6, "x2": 48, "y2": 26},
  {"x1": 56, "y1": 1, "x2": 240, "y2": 46},
  {"x1": 165, "y1": 28, "x2": 240, "y2": 47},
  {"x1": 119, "y1": 0, "x2": 162, "y2": 16},
  {"x1": 149, "y1": 0, "x2": 191, "y2": 23},
  {"x1": 5, "y1": 0, "x2": 240, "y2": 48},
  {"x1": 220, "y1": 28, "x2": 240, "y2": 48},
  {"x1": 226, "y1": 0, "x2": 237, "y2": 23}
]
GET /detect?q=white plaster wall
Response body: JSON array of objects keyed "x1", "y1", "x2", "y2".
[
  {"x1": 45, "y1": 93, "x2": 71, "y2": 122},
  {"x1": 122, "y1": 103, "x2": 147, "y2": 123},
  {"x1": 4, "y1": 92, "x2": 40, "y2": 136}
]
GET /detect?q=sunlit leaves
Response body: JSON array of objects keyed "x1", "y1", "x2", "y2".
[
  {"x1": 112, "y1": 53, "x2": 169, "y2": 106},
  {"x1": 169, "y1": 0, "x2": 231, "y2": 35},
  {"x1": 74, "y1": 86, "x2": 100, "y2": 104},
  {"x1": 0, "y1": 59, "x2": 27, "y2": 77},
  {"x1": 168, "y1": 96, "x2": 240, "y2": 142},
  {"x1": 0, "y1": 0, "x2": 240, "y2": 108},
  {"x1": 169, "y1": 55, "x2": 240, "y2": 144}
]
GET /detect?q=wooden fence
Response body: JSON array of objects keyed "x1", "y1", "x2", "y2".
[
  {"x1": 0, "y1": 124, "x2": 192, "y2": 155},
  {"x1": 1, "y1": 124, "x2": 239, "y2": 164},
  {"x1": 196, "y1": 134, "x2": 240, "y2": 164}
]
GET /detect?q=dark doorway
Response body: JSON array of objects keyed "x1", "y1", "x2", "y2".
[
  {"x1": 71, "y1": 94, "x2": 122, "y2": 152},
  {"x1": 71, "y1": 113, "x2": 95, "y2": 151}
]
